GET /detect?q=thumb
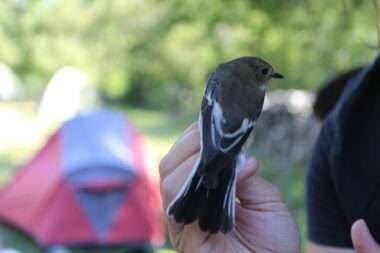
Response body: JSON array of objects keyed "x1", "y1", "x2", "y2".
[
  {"x1": 237, "y1": 156, "x2": 259, "y2": 182},
  {"x1": 236, "y1": 156, "x2": 283, "y2": 206},
  {"x1": 351, "y1": 219, "x2": 380, "y2": 253}
]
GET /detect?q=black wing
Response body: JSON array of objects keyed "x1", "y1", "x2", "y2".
[{"x1": 199, "y1": 73, "x2": 264, "y2": 183}]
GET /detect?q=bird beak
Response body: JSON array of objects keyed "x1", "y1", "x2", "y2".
[{"x1": 271, "y1": 72, "x2": 284, "y2": 79}]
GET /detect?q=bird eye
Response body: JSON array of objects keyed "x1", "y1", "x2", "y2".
[{"x1": 261, "y1": 67, "x2": 269, "y2": 75}]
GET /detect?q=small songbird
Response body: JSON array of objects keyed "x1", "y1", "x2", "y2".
[{"x1": 167, "y1": 56, "x2": 284, "y2": 234}]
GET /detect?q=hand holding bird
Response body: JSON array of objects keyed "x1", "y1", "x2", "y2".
[{"x1": 159, "y1": 123, "x2": 300, "y2": 253}]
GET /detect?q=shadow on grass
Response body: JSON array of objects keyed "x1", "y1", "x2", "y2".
[{"x1": 0, "y1": 224, "x2": 43, "y2": 253}]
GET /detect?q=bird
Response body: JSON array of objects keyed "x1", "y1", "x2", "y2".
[{"x1": 167, "y1": 56, "x2": 284, "y2": 234}]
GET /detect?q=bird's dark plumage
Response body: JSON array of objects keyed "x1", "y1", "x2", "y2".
[{"x1": 167, "y1": 56, "x2": 283, "y2": 233}]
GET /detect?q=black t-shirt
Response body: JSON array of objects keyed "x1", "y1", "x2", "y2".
[{"x1": 306, "y1": 54, "x2": 380, "y2": 247}]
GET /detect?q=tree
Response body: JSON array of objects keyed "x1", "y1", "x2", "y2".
[{"x1": 0, "y1": 0, "x2": 377, "y2": 109}]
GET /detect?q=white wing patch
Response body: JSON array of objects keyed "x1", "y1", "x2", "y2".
[
  {"x1": 224, "y1": 118, "x2": 256, "y2": 138},
  {"x1": 212, "y1": 102, "x2": 225, "y2": 136},
  {"x1": 211, "y1": 110, "x2": 256, "y2": 153},
  {"x1": 205, "y1": 76, "x2": 256, "y2": 154},
  {"x1": 219, "y1": 135, "x2": 244, "y2": 153}
]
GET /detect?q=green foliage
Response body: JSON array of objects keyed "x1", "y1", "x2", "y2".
[
  {"x1": 0, "y1": 0, "x2": 378, "y2": 109},
  {"x1": 258, "y1": 158, "x2": 307, "y2": 251}
]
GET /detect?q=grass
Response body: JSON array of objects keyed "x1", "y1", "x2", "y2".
[
  {"x1": 0, "y1": 103, "x2": 307, "y2": 252},
  {"x1": 121, "y1": 106, "x2": 197, "y2": 159}
]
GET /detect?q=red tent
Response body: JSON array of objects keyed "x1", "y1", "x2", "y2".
[{"x1": 0, "y1": 110, "x2": 164, "y2": 247}]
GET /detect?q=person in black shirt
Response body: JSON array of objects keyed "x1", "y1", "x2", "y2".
[{"x1": 307, "y1": 54, "x2": 380, "y2": 252}]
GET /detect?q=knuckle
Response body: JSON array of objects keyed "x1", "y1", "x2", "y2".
[
  {"x1": 159, "y1": 155, "x2": 170, "y2": 174},
  {"x1": 270, "y1": 185, "x2": 283, "y2": 201},
  {"x1": 161, "y1": 177, "x2": 173, "y2": 202}
]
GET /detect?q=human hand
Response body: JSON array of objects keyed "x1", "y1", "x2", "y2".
[
  {"x1": 159, "y1": 123, "x2": 301, "y2": 253},
  {"x1": 352, "y1": 219, "x2": 380, "y2": 253}
]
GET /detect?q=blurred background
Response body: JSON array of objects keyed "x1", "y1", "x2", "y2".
[{"x1": 0, "y1": 0, "x2": 379, "y2": 252}]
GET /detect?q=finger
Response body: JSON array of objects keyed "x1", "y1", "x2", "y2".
[
  {"x1": 160, "y1": 153, "x2": 199, "y2": 247},
  {"x1": 237, "y1": 156, "x2": 259, "y2": 182},
  {"x1": 159, "y1": 121, "x2": 197, "y2": 176},
  {"x1": 159, "y1": 128, "x2": 200, "y2": 181},
  {"x1": 161, "y1": 152, "x2": 199, "y2": 207},
  {"x1": 164, "y1": 213, "x2": 185, "y2": 247},
  {"x1": 236, "y1": 159, "x2": 283, "y2": 207},
  {"x1": 352, "y1": 219, "x2": 380, "y2": 253},
  {"x1": 169, "y1": 122, "x2": 198, "y2": 152}
]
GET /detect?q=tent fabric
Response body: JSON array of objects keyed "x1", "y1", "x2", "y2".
[{"x1": 0, "y1": 110, "x2": 164, "y2": 247}]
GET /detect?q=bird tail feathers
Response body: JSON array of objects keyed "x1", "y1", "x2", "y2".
[{"x1": 166, "y1": 158, "x2": 236, "y2": 234}]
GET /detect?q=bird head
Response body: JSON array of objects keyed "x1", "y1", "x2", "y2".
[{"x1": 241, "y1": 56, "x2": 284, "y2": 86}]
